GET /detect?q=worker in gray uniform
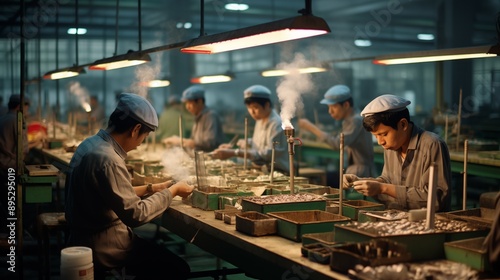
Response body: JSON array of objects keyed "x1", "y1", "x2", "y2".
[
  {"x1": 343, "y1": 94, "x2": 451, "y2": 212},
  {"x1": 212, "y1": 85, "x2": 290, "y2": 175},
  {"x1": 298, "y1": 84, "x2": 376, "y2": 177},
  {"x1": 65, "y1": 93, "x2": 194, "y2": 279},
  {"x1": 163, "y1": 85, "x2": 225, "y2": 152}
]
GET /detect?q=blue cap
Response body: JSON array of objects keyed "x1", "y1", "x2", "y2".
[
  {"x1": 320, "y1": 85, "x2": 351, "y2": 105},
  {"x1": 243, "y1": 85, "x2": 271, "y2": 100},
  {"x1": 181, "y1": 85, "x2": 205, "y2": 101},
  {"x1": 360, "y1": 94, "x2": 411, "y2": 117},
  {"x1": 115, "y1": 93, "x2": 158, "y2": 130}
]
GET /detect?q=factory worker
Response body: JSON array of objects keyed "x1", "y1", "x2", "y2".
[
  {"x1": 298, "y1": 85, "x2": 376, "y2": 177},
  {"x1": 156, "y1": 95, "x2": 194, "y2": 141},
  {"x1": 162, "y1": 85, "x2": 225, "y2": 152},
  {"x1": 212, "y1": 85, "x2": 290, "y2": 174},
  {"x1": 65, "y1": 93, "x2": 194, "y2": 279},
  {"x1": 343, "y1": 94, "x2": 451, "y2": 212},
  {"x1": 485, "y1": 192, "x2": 500, "y2": 275}
]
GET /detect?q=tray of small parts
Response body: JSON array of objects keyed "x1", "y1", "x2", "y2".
[
  {"x1": 334, "y1": 217, "x2": 488, "y2": 261},
  {"x1": 439, "y1": 208, "x2": 494, "y2": 228},
  {"x1": 241, "y1": 193, "x2": 327, "y2": 214},
  {"x1": 329, "y1": 239, "x2": 411, "y2": 273},
  {"x1": 358, "y1": 209, "x2": 408, "y2": 222},
  {"x1": 267, "y1": 210, "x2": 350, "y2": 242},
  {"x1": 341, "y1": 200, "x2": 385, "y2": 221}
]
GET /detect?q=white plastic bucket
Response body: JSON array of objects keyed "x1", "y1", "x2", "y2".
[{"x1": 60, "y1": 246, "x2": 94, "y2": 280}]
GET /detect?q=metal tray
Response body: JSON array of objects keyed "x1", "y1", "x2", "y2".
[
  {"x1": 235, "y1": 211, "x2": 277, "y2": 236},
  {"x1": 329, "y1": 239, "x2": 411, "y2": 273},
  {"x1": 341, "y1": 200, "x2": 385, "y2": 220},
  {"x1": 241, "y1": 193, "x2": 327, "y2": 214},
  {"x1": 267, "y1": 210, "x2": 350, "y2": 242},
  {"x1": 444, "y1": 237, "x2": 490, "y2": 272}
]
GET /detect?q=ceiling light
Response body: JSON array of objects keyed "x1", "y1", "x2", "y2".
[
  {"x1": 191, "y1": 73, "x2": 234, "y2": 84},
  {"x1": 43, "y1": 66, "x2": 86, "y2": 80},
  {"x1": 354, "y1": 39, "x2": 372, "y2": 47},
  {"x1": 89, "y1": 50, "x2": 151, "y2": 70},
  {"x1": 141, "y1": 78, "x2": 171, "y2": 88},
  {"x1": 225, "y1": 3, "x2": 249, "y2": 11},
  {"x1": 184, "y1": 22, "x2": 192, "y2": 29},
  {"x1": 417, "y1": 33, "x2": 434, "y2": 41},
  {"x1": 261, "y1": 65, "x2": 329, "y2": 77},
  {"x1": 181, "y1": 15, "x2": 330, "y2": 54},
  {"x1": 373, "y1": 45, "x2": 499, "y2": 65},
  {"x1": 67, "y1": 28, "x2": 87, "y2": 35}
]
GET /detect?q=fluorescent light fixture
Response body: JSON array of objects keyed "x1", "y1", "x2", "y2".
[
  {"x1": 181, "y1": 15, "x2": 330, "y2": 54},
  {"x1": 417, "y1": 33, "x2": 434, "y2": 41},
  {"x1": 225, "y1": 3, "x2": 249, "y2": 11},
  {"x1": 373, "y1": 45, "x2": 499, "y2": 65},
  {"x1": 141, "y1": 79, "x2": 171, "y2": 88},
  {"x1": 191, "y1": 73, "x2": 234, "y2": 84},
  {"x1": 67, "y1": 28, "x2": 87, "y2": 35},
  {"x1": 354, "y1": 39, "x2": 372, "y2": 47},
  {"x1": 43, "y1": 66, "x2": 86, "y2": 80},
  {"x1": 261, "y1": 65, "x2": 328, "y2": 77},
  {"x1": 89, "y1": 50, "x2": 151, "y2": 70}
]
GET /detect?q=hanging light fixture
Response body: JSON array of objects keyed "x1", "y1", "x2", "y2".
[
  {"x1": 89, "y1": 0, "x2": 150, "y2": 70},
  {"x1": 140, "y1": 77, "x2": 171, "y2": 88},
  {"x1": 43, "y1": 0, "x2": 85, "y2": 80},
  {"x1": 190, "y1": 72, "x2": 234, "y2": 84},
  {"x1": 181, "y1": 0, "x2": 330, "y2": 54},
  {"x1": 374, "y1": 14, "x2": 500, "y2": 65},
  {"x1": 373, "y1": 45, "x2": 499, "y2": 65},
  {"x1": 261, "y1": 63, "x2": 329, "y2": 77}
]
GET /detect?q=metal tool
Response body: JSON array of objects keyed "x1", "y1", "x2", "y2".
[{"x1": 339, "y1": 133, "x2": 344, "y2": 216}]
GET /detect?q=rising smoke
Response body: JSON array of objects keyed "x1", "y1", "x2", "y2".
[
  {"x1": 68, "y1": 81, "x2": 91, "y2": 112},
  {"x1": 129, "y1": 51, "x2": 164, "y2": 97},
  {"x1": 276, "y1": 53, "x2": 315, "y2": 129},
  {"x1": 160, "y1": 146, "x2": 194, "y2": 182}
]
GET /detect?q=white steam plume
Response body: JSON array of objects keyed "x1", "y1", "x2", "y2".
[
  {"x1": 68, "y1": 81, "x2": 91, "y2": 112},
  {"x1": 276, "y1": 53, "x2": 315, "y2": 129},
  {"x1": 160, "y1": 147, "x2": 194, "y2": 182},
  {"x1": 130, "y1": 50, "x2": 164, "y2": 97}
]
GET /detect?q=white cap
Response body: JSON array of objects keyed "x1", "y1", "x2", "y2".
[
  {"x1": 360, "y1": 94, "x2": 411, "y2": 117},
  {"x1": 320, "y1": 85, "x2": 351, "y2": 105}
]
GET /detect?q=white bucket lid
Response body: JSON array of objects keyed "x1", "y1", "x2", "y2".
[{"x1": 60, "y1": 246, "x2": 93, "y2": 268}]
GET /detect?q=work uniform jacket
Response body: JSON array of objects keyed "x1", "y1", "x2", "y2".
[
  {"x1": 190, "y1": 107, "x2": 225, "y2": 152},
  {"x1": 65, "y1": 130, "x2": 173, "y2": 269},
  {"x1": 376, "y1": 124, "x2": 451, "y2": 212},
  {"x1": 322, "y1": 109, "x2": 376, "y2": 177}
]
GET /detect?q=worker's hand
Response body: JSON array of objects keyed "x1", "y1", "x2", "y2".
[
  {"x1": 298, "y1": 118, "x2": 313, "y2": 131},
  {"x1": 352, "y1": 180, "x2": 383, "y2": 197},
  {"x1": 169, "y1": 181, "x2": 195, "y2": 198},
  {"x1": 342, "y1": 174, "x2": 359, "y2": 189},
  {"x1": 218, "y1": 143, "x2": 232, "y2": 149},
  {"x1": 152, "y1": 180, "x2": 176, "y2": 193},
  {"x1": 162, "y1": 136, "x2": 180, "y2": 145},
  {"x1": 236, "y1": 139, "x2": 250, "y2": 149},
  {"x1": 211, "y1": 149, "x2": 235, "y2": 160}
]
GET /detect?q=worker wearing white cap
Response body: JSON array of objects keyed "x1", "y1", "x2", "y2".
[
  {"x1": 298, "y1": 85, "x2": 376, "y2": 178},
  {"x1": 343, "y1": 94, "x2": 451, "y2": 212},
  {"x1": 212, "y1": 85, "x2": 290, "y2": 175},
  {"x1": 163, "y1": 85, "x2": 225, "y2": 152},
  {"x1": 65, "y1": 93, "x2": 194, "y2": 279}
]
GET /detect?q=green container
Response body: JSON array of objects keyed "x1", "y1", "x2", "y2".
[
  {"x1": 25, "y1": 185, "x2": 52, "y2": 203},
  {"x1": 267, "y1": 210, "x2": 350, "y2": 242},
  {"x1": 191, "y1": 188, "x2": 239, "y2": 210},
  {"x1": 334, "y1": 223, "x2": 447, "y2": 261},
  {"x1": 341, "y1": 200, "x2": 385, "y2": 221},
  {"x1": 21, "y1": 174, "x2": 58, "y2": 184},
  {"x1": 444, "y1": 237, "x2": 490, "y2": 272},
  {"x1": 241, "y1": 194, "x2": 327, "y2": 214}
]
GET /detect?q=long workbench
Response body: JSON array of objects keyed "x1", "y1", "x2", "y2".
[{"x1": 162, "y1": 199, "x2": 349, "y2": 280}]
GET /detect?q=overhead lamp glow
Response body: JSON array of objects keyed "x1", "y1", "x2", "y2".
[
  {"x1": 417, "y1": 33, "x2": 435, "y2": 41},
  {"x1": 67, "y1": 28, "x2": 87, "y2": 35},
  {"x1": 261, "y1": 66, "x2": 328, "y2": 77},
  {"x1": 141, "y1": 79, "x2": 171, "y2": 88},
  {"x1": 225, "y1": 3, "x2": 249, "y2": 11},
  {"x1": 191, "y1": 73, "x2": 234, "y2": 84},
  {"x1": 89, "y1": 50, "x2": 151, "y2": 70},
  {"x1": 43, "y1": 66, "x2": 86, "y2": 80},
  {"x1": 181, "y1": 15, "x2": 330, "y2": 54},
  {"x1": 354, "y1": 39, "x2": 372, "y2": 47},
  {"x1": 373, "y1": 45, "x2": 499, "y2": 65}
]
